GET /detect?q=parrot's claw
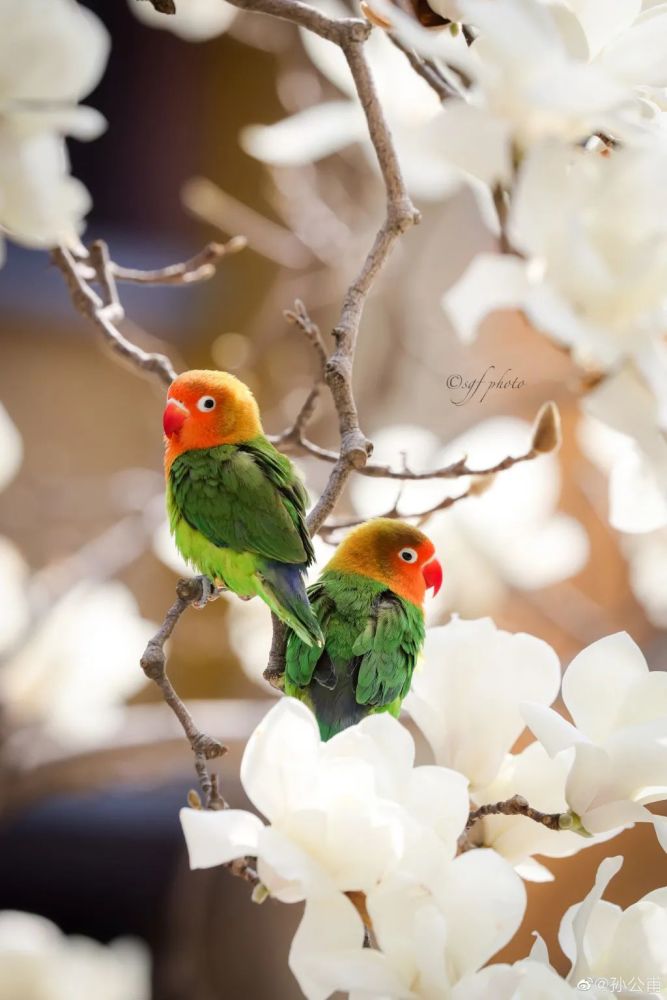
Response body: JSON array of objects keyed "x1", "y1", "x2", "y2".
[{"x1": 192, "y1": 576, "x2": 226, "y2": 609}]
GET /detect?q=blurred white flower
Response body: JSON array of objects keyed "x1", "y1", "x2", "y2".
[
  {"x1": 0, "y1": 581, "x2": 155, "y2": 748},
  {"x1": 351, "y1": 419, "x2": 588, "y2": 617},
  {"x1": 0, "y1": 910, "x2": 150, "y2": 1000},
  {"x1": 0, "y1": 537, "x2": 29, "y2": 658},
  {"x1": 130, "y1": 0, "x2": 237, "y2": 41},
  {"x1": 581, "y1": 366, "x2": 667, "y2": 532},
  {"x1": 523, "y1": 632, "x2": 667, "y2": 846},
  {"x1": 0, "y1": 402, "x2": 23, "y2": 493},
  {"x1": 444, "y1": 142, "x2": 667, "y2": 377},
  {"x1": 0, "y1": 0, "x2": 109, "y2": 254},
  {"x1": 406, "y1": 617, "x2": 561, "y2": 790},
  {"x1": 242, "y1": 1, "x2": 463, "y2": 200}
]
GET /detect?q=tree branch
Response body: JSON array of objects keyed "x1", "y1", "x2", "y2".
[{"x1": 52, "y1": 236, "x2": 244, "y2": 388}]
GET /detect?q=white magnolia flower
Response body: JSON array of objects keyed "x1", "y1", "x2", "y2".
[
  {"x1": 0, "y1": 581, "x2": 155, "y2": 748},
  {"x1": 453, "y1": 855, "x2": 667, "y2": 999},
  {"x1": 559, "y1": 855, "x2": 667, "y2": 997},
  {"x1": 444, "y1": 142, "x2": 667, "y2": 377},
  {"x1": 291, "y1": 847, "x2": 526, "y2": 1000},
  {"x1": 0, "y1": 0, "x2": 109, "y2": 255},
  {"x1": 523, "y1": 632, "x2": 667, "y2": 847},
  {"x1": 182, "y1": 699, "x2": 528, "y2": 1000},
  {"x1": 351, "y1": 419, "x2": 588, "y2": 617},
  {"x1": 0, "y1": 910, "x2": 150, "y2": 1000},
  {"x1": 130, "y1": 0, "x2": 237, "y2": 41},
  {"x1": 182, "y1": 698, "x2": 470, "y2": 900},
  {"x1": 472, "y1": 742, "x2": 604, "y2": 882},
  {"x1": 406, "y1": 617, "x2": 561, "y2": 791}
]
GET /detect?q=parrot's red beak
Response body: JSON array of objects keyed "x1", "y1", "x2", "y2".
[
  {"x1": 163, "y1": 398, "x2": 189, "y2": 438},
  {"x1": 423, "y1": 557, "x2": 443, "y2": 596}
]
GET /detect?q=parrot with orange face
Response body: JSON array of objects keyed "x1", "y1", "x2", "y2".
[
  {"x1": 163, "y1": 370, "x2": 324, "y2": 647},
  {"x1": 285, "y1": 518, "x2": 442, "y2": 739}
]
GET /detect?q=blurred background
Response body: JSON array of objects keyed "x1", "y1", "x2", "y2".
[{"x1": 0, "y1": 1, "x2": 665, "y2": 997}]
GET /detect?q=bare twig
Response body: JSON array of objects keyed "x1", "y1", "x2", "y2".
[
  {"x1": 52, "y1": 236, "x2": 244, "y2": 388},
  {"x1": 458, "y1": 794, "x2": 568, "y2": 853},
  {"x1": 272, "y1": 301, "x2": 328, "y2": 448},
  {"x1": 467, "y1": 795, "x2": 564, "y2": 831},
  {"x1": 139, "y1": 579, "x2": 226, "y2": 804}
]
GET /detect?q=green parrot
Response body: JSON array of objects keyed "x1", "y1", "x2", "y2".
[
  {"x1": 163, "y1": 369, "x2": 323, "y2": 647},
  {"x1": 285, "y1": 518, "x2": 442, "y2": 739}
]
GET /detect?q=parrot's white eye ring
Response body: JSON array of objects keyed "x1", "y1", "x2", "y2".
[
  {"x1": 399, "y1": 547, "x2": 418, "y2": 563},
  {"x1": 197, "y1": 395, "x2": 217, "y2": 412}
]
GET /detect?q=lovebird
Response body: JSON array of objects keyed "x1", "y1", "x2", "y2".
[
  {"x1": 163, "y1": 370, "x2": 324, "y2": 647},
  {"x1": 285, "y1": 518, "x2": 442, "y2": 739}
]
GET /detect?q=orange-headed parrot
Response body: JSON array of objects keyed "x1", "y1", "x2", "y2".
[
  {"x1": 163, "y1": 370, "x2": 323, "y2": 647},
  {"x1": 285, "y1": 518, "x2": 442, "y2": 738}
]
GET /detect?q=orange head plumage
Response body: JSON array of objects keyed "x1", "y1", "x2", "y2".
[
  {"x1": 163, "y1": 370, "x2": 262, "y2": 471},
  {"x1": 326, "y1": 518, "x2": 442, "y2": 607}
]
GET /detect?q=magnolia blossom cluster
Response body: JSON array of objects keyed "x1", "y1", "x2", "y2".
[
  {"x1": 0, "y1": 0, "x2": 109, "y2": 260},
  {"x1": 181, "y1": 615, "x2": 667, "y2": 998}
]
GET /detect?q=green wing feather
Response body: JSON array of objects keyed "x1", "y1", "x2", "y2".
[
  {"x1": 353, "y1": 593, "x2": 424, "y2": 708},
  {"x1": 285, "y1": 581, "x2": 335, "y2": 690},
  {"x1": 170, "y1": 437, "x2": 314, "y2": 566}
]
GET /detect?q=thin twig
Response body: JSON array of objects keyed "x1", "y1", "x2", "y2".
[
  {"x1": 52, "y1": 236, "x2": 244, "y2": 388},
  {"x1": 458, "y1": 794, "x2": 566, "y2": 853},
  {"x1": 139, "y1": 579, "x2": 227, "y2": 808},
  {"x1": 272, "y1": 301, "x2": 328, "y2": 447},
  {"x1": 466, "y1": 795, "x2": 564, "y2": 831}
]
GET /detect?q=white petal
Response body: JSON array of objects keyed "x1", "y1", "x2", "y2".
[
  {"x1": 442, "y1": 254, "x2": 530, "y2": 344},
  {"x1": 131, "y1": 0, "x2": 236, "y2": 40},
  {"x1": 0, "y1": 402, "x2": 23, "y2": 492},
  {"x1": 559, "y1": 855, "x2": 623, "y2": 979},
  {"x1": 436, "y1": 848, "x2": 527, "y2": 978},
  {"x1": 289, "y1": 893, "x2": 410, "y2": 1000},
  {"x1": 561, "y1": 632, "x2": 649, "y2": 740},
  {"x1": 240, "y1": 698, "x2": 321, "y2": 820},
  {"x1": 241, "y1": 102, "x2": 367, "y2": 166},
  {"x1": 0, "y1": 0, "x2": 110, "y2": 104},
  {"x1": 180, "y1": 808, "x2": 263, "y2": 868},
  {"x1": 407, "y1": 617, "x2": 561, "y2": 789},
  {"x1": 521, "y1": 703, "x2": 588, "y2": 758}
]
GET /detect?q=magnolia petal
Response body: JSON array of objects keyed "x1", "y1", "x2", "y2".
[
  {"x1": 437, "y1": 848, "x2": 527, "y2": 978},
  {"x1": 0, "y1": 403, "x2": 23, "y2": 492},
  {"x1": 241, "y1": 102, "x2": 367, "y2": 166},
  {"x1": 560, "y1": 855, "x2": 624, "y2": 980},
  {"x1": 131, "y1": 0, "x2": 236, "y2": 40},
  {"x1": 408, "y1": 617, "x2": 561, "y2": 790},
  {"x1": 289, "y1": 893, "x2": 410, "y2": 1000},
  {"x1": 561, "y1": 632, "x2": 649, "y2": 741},
  {"x1": 442, "y1": 254, "x2": 530, "y2": 344},
  {"x1": 179, "y1": 808, "x2": 263, "y2": 868},
  {"x1": 240, "y1": 698, "x2": 321, "y2": 821},
  {"x1": 521, "y1": 703, "x2": 588, "y2": 758}
]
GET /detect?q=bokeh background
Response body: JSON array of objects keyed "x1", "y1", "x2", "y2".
[{"x1": 0, "y1": 2, "x2": 665, "y2": 997}]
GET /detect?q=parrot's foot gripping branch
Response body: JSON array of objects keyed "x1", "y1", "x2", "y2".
[{"x1": 191, "y1": 575, "x2": 227, "y2": 609}]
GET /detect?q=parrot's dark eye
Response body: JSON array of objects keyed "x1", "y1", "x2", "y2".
[
  {"x1": 399, "y1": 547, "x2": 418, "y2": 563},
  {"x1": 197, "y1": 395, "x2": 217, "y2": 412}
]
